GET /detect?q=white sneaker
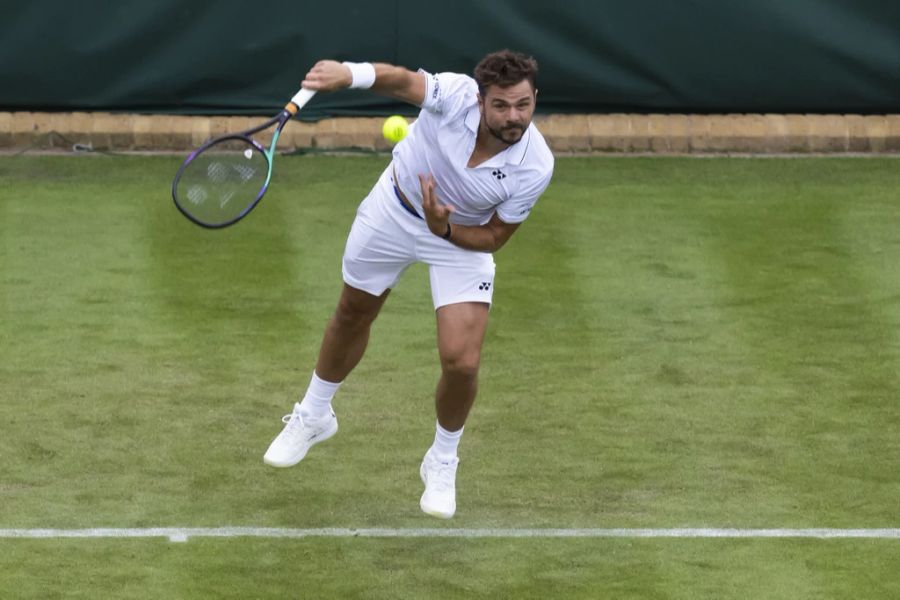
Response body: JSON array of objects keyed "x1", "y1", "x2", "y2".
[
  {"x1": 263, "y1": 403, "x2": 338, "y2": 468},
  {"x1": 419, "y1": 450, "x2": 459, "y2": 519}
]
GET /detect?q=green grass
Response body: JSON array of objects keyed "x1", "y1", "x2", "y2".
[{"x1": 1, "y1": 155, "x2": 899, "y2": 598}]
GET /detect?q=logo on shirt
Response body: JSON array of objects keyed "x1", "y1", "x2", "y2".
[
  {"x1": 431, "y1": 76, "x2": 440, "y2": 100},
  {"x1": 491, "y1": 169, "x2": 507, "y2": 181},
  {"x1": 478, "y1": 282, "x2": 492, "y2": 291}
]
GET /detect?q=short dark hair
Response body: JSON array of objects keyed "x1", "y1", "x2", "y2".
[{"x1": 473, "y1": 49, "x2": 538, "y2": 96}]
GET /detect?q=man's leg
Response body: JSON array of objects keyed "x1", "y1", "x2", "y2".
[
  {"x1": 419, "y1": 301, "x2": 490, "y2": 518},
  {"x1": 264, "y1": 283, "x2": 389, "y2": 467},
  {"x1": 434, "y1": 301, "x2": 490, "y2": 431},
  {"x1": 294, "y1": 282, "x2": 391, "y2": 419},
  {"x1": 315, "y1": 283, "x2": 391, "y2": 383}
]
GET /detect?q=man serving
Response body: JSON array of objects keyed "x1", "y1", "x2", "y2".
[{"x1": 264, "y1": 49, "x2": 554, "y2": 519}]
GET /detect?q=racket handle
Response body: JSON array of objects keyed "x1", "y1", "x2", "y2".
[{"x1": 286, "y1": 88, "x2": 316, "y2": 114}]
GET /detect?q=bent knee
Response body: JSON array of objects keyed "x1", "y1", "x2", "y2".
[
  {"x1": 440, "y1": 352, "x2": 481, "y2": 379},
  {"x1": 333, "y1": 296, "x2": 381, "y2": 330}
]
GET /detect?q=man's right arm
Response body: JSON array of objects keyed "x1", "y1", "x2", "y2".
[{"x1": 301, "y1": 60, "x2": 426, "y2": 106}]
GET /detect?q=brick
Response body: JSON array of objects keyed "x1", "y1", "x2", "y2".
[
  {"x1": 0, "y1": 112, "x2": 10, "y2": 147},
  {"x1": 25, "y1": 112, "x2": 70, "y2": 149},
  {"x1": 174, "y1": 117, "x2": 197, "y2": 149},
  {"x1": 783, "y1": 115, "x2": 811, "y2": 152},
  {"x1": 68, "y1": 112, "x2": 93, "y2": 140},
  {"x1": 329, "y1": 117, "x2": 381, "y2": 150},
  {"x1": 705, "y1": 115, "x2": 729, "y2": 152},
  {"x1": 374, "y1": 136, "x2": 394, "y2": 152},
  {"x1": 311, "y1": 118, "x2": 339, "y2": 149},
  {"x1": 729, "y1": 114, "x2": 768, "y2": 152},
  {"x1": 562, "y1": 114, "x2": 591, "y2": 152},
  {"x1": 687, "y1": 115, "x2": 711, "y2": 152},
  {"x1": 282, "y1": 120, "x2": 315, "y2": 150},
  {"x1": 191, "y1": 117, "x2": 211, "y2": 147},
  {"x1": 702, "y1": 113, "x2": 763, "y2": 154},
  {"x1": 44, "y1": 113, "x2": 73, "y2": 148},
  {"x1": 861, "y1": 115, "x2": 888, "y2": 152},
  {"x1": 89, "y1": 113, "x2": 112, "y2": 148},
  {"x1": 763, "y1": 114, "x2": 790, "y2": 152},
  {"x1": 132, "y1": 115, "x2": 155, "y2": 150},
  {"x1": 153, "y1": 115, "x2": 193, "y2": 150},
  {"x1": 588, "y1": 114, "x2": 630, "y2": 152},
  {"x1": 535, "y1": 114, "x2": 566, "y2": 151},
  {"x1": 208, "y1": 116, "x2": 232, "y2": 139},
  {"x1": 92, "y1": 113, "x2": 135, "y2": 149},
  {"x1": 806, "y1": 114, "x2": 847, "y2": 152},
  {"x1": 30, "y1": 112, "x2": 52, "y2": 134},
  {"x1": 10, "y1": 112, "x2": 37, "y2": 147},
  {"x1": 146, "y1": 116, "x2": 170, "y2": 149},
  {"x1": 647, "y1": 114, "x2": 667, "y2": 152},
  {"x1": 845, "y1": 115, "x2": 868, "y2": 152},
  {"x1": 887, "y1": 114, "x2": 900, "y2": 152},
  {"x1": 628, "y1": 115, "x2": 651, "y2": 152},
  {"x1": 110, "y1": 115, "x2": 136, "y2": 150},
  {"x1": 648, "y1": 114, "x2": 689, "y2": 153}
]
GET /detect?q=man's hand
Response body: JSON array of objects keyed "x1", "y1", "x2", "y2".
[
  {"x1": 419, "y1": 174, "x2": 454, "y2": 238},
  {"x1": 301, "y1": 60, "x2": 353, "y2": 92}
]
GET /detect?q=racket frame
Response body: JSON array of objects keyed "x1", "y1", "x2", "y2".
[{"x1": 172, "y1": 89, "x2": 313, "y2": 229}]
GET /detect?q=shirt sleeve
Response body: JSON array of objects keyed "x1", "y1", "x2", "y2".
[
  {"x1": 418, "y1": 70, "x2": 476, "y2": 115},
  {"x1": 496, "y1": 168, "x2": 553, "y2": 224}
]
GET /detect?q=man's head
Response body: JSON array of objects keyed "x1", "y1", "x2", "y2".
[{"x1": 474, "y1": 50, "x2": 539, "y2": 145}]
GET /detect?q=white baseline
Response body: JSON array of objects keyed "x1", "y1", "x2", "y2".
[{"x1": 1, "y1": 528, "x2": 899, "y2": 543}]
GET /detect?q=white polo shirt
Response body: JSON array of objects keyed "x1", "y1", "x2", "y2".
[{"x1": 387, "y1": 70, "x2": 554, "y2": 227}]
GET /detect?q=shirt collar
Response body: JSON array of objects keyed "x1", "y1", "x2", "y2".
[{"x1": 464, "y1": 108, "x2": 531, "y2": 167}]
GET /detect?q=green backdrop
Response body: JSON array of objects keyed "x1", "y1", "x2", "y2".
[{"x1": 0, "y1": 0, "x2": 897, "y2": 116}]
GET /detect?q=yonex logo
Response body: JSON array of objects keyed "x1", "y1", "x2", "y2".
[
  {"x1": 492, "y1": 169, "x2": 506, "y2": 180},
  {"x1": 478, "y1": 282, "x2": 492, "y2": 291},
  {"x1": 231, "y1": 164, "x2": 257, "y2": 183}
]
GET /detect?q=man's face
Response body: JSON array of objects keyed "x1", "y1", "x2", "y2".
[{"x1": 478, "y1": 80, "x2": 536, "y2": 145}]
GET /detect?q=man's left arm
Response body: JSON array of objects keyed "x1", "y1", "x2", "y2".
[
  {"x1": 445, "y1": 213, "x2": 521, "y2": 253},
  {"x1": 419, "y1": 174, "x2": 521, "y2": 253}
]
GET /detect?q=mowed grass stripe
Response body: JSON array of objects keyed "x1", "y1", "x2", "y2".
[
  {"x1": 3, "y1": 527, "x2": 900, "y2": 541},
  {"x1": 694, "y1": 159, "x2": 900, "y2": 526}
]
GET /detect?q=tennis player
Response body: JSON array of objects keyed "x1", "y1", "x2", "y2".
[{"x1": 264, "y1": 50, "x2": 554, "y2": 519}]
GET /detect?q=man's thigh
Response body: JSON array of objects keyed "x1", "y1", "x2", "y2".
[{"x1": 435, "y1": 301, "x2": 490, "y2": 365}]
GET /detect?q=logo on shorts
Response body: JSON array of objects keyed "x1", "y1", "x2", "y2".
[
  {"x1": 478, "y1": 282, "x2": 492, "y2": 291},
  {"x1": 491, "y1": 169, "x2": 506, "y2": 180}
]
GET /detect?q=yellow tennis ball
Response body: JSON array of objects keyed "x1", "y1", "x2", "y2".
[{"x1": 382, "y1": 115, "x2": 409, "y2": 143}]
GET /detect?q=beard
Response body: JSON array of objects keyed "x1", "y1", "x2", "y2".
[{"x1": 485, "y1": 119, "x2": 527, "y2": 145}]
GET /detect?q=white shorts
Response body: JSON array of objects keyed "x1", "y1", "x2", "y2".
[{"x1": 342, "y1": 171, "x2": 496, "y2": 309}]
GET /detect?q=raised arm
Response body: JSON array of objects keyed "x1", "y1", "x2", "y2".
[{"x1": 301, "y1": 60, "x2": 426, "y2": 106}]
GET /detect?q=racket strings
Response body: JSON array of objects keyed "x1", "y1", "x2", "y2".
[{"x1": 175, "y1": 140, "x2": 269, "y2": 226}]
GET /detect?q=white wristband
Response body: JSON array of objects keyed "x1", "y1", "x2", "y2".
[{"x1": 343, "y1": 61, "x2": 376, "y2": 89}]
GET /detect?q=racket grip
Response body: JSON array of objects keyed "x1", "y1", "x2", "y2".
[{"x1": 286, "y1": 88, "x2": 316, "y2": 114}]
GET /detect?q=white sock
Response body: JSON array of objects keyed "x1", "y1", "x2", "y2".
[
  {"x1": 430, "y1": 421, "x2": 463, "y2": 461},
  {"x1": 297, "y1": 372, "x2": 341, "y2": 420}
]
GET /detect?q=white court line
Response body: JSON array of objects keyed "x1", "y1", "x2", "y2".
[{"x1": 1, "y1": 528, "x2": 899, "y2": 542}]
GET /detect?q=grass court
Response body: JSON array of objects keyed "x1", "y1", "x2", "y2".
[{"x1": 1, "y1": 154, "x2": 899, "y2": 598}]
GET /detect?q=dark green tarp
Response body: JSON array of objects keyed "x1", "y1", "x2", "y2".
[{"x1": 1, "y1": 0, "x2": 897, "y2": 116}]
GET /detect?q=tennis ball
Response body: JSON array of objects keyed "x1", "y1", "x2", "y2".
[{"x1": 382, "y1": 115, "x2": 409, "y2": 143}]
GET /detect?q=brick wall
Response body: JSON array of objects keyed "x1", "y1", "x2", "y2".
[{"x1": 2, "y1": 112, "x2": 899, "y2": 153}]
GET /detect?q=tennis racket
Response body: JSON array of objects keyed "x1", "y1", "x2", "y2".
[{"x1": 172, "y1": 88, "x2": 316, "y2": 229}]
